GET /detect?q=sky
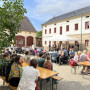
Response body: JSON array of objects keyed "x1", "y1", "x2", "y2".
[{"x1": 0, "y1": 0, "x2": 90, "y2": 31}]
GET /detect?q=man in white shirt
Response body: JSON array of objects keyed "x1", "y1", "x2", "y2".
[{"x1": 18, "y1": 59, "x2": 40, "y2": 90}]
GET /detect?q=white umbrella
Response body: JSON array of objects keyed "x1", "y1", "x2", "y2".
[{"x1": 45, "y1": 35, "x2": 79, "y2": 41}]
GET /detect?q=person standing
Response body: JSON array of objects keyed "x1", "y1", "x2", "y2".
[
  {"x1": 77, "y1": 42, "x2": 79, "y2": 51},
  {"x1": 49, "y1": 44, "x2": 51, "y2": 51}
]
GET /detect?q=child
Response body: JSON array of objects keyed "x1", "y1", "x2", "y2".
[{"x1": 18, "y1": 59, "x2": 40, "y2": 90}]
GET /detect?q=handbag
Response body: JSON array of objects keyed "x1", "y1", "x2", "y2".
[{"x1": 69, "y1": 59, "x2": 78, "y2": 66}]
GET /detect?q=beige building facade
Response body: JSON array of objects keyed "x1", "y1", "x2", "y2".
[
  {"x1": 15, "y1": 16, "x2": 37, "y2": 47},
  {"x1": 42, "y1": 6, "x2": 90, "y2": 51}
]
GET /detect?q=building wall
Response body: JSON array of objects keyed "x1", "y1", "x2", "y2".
[
  {"x1": 42, "y1": 13, "x2": 90, "y2": 50},
  {"x1": 69, "y1": 34, "x2": 90, "y2": 50},
  {"x1": 16, "y1": 31, "x2": 37, "y2": 47}
]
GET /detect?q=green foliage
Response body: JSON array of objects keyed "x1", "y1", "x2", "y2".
[
  {"x1": 0, "y1": 0, "x2": 27, "y2": 50},
  {"x1": 37, "y1": 31, "x2": 42, "y2": 37}
]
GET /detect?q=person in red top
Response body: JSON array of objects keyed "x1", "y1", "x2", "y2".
[
  {"x1": 34, "y1": 48, "x2": 37, "y2": 55},
  {"x1": 43, "y1": 55, "x2": 53, "y2": 70}
]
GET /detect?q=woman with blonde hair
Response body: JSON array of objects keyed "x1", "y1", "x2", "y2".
[
  {"x1": 80, "y1": 50, "x2": 87, "y2": 74},
  {"x1": 79, "y1": 50, "x2": 87, "y2": 62},
  {"x1": 73, "y1": 51, "x2": 81, "y2": 63}
]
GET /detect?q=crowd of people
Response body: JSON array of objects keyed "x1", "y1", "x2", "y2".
[
  {"x1": 0, "y1": 48, "x2": 55, "y2": 90},
  {"x1": 0, "y1": 45, "x2": 90, "y2": 89},
  {"x1": 72, "y1": 50, "x2": 90, "y2": 75}
]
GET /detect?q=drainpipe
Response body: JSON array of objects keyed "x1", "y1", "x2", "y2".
[{"x1": 81, "y1": 14, "x2": 82, "y2": 51}]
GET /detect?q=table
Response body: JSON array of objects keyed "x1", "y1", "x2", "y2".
[
  {"x1": 79, "y1": 61, "x2": 90, "y2": 78},
  {"x1": 79, "y1": 61, "x2": 90, "y2": 66},
  {"x1": 22, "y1": 63, "x2": 59, "y2": 90}
]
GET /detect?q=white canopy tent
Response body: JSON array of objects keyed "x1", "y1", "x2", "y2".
[{"x1": 45, "y1": 35, "x2": 79, "y2": 41}]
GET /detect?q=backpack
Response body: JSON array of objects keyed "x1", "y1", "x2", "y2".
[
  {"x1": 69, "y1": 59, "x2": 78, "y2": 66},
  {"x1": 43, "y1": 61, "x2": 52, "y2": 70}
]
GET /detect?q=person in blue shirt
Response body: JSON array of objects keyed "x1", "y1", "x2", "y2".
[
  {"x1": 59, "y1": 48, "x2": 68, "y2": 65},
  {"x1": 69, "y1": 49, "x2": 75, "y2": 59}
]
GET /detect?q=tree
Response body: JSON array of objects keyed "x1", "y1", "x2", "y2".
[
  {"x1": 37, "y1": 31, "x2": 42, "y2": 37},
  {"x1": 0, "y1": 0, "x2": 27, "y2": 75},
  {"x1": 0, "y1": 0, "x2": 27, "y2": 51}
]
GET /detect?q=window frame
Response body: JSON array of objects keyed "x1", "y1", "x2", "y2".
[
  {"x1": 66, "y1": 25, "x2": 69, "y2": 32},
  {"x1": 49, "y1": 28, "x2": 51, "y2": 34},
  {"x1": 85, "y1": 40, "x2": 89, "y2": 46},
  {"x1": 45, "y1": 29, "x2": 47, "y2": 34},
  {"x1": 75, "y1": 23, "x2": 78, "y2": 30},
  {"x1": 54, "y1": 27, "x2": 56, "y2": 33},
  {"x1": 85, "y1": 21, "x2": 89, "y2": 29},
  {"x1": 60, "y1": 26, "x2": 62, "y2": 35}
]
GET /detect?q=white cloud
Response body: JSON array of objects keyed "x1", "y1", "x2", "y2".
[{"x1": 26, "y1": 0, "x2": 90, "y2": 23}]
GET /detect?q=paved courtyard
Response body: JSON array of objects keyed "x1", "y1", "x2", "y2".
[{"x1": 0, "y1": 55, "x2": 90, "y2": 90}]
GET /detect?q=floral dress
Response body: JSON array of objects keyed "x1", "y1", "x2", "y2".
[{"x1": 9, "y1": 62, "x2": 23, "y2": 80}]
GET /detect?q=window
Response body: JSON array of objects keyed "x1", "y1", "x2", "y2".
[
  {"x1": 54, "y1": 28, "x2": 56, "y2": 33},
  {"x1": 66, "y1": 25, "x2": 69, "y2": 32},
  {"x1": 75, "y1": 24, "x2": 78, "y2": 30},
  {"x1": 85, "y1": 40, "x2": 89, "y2": 46},
  {"x1": 49, "y1": 28, "x2": 51, "y2": 34},
  {"x1": 49, "y1": 41, "x2": 51, "y2": 45},
  {"x1": 45, "y1": 41, "x2": 47, "y2": 45},
  {"x1": 60, "y1": 26, "x2": 62, "y2": 35},
  {"x1": 85, "y1": 22, "x2": 89, "y2": 29},
  {"x1": 75, "y1": 41, "x2": 78, "y2": 46},
  {"x1": 45, "y1": 29, "x2": 47, "y2": 34}
]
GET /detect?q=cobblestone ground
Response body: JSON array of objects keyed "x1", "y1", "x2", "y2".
[{"x1": 0, "y1": 55, "x2": 90, "y2": 90}]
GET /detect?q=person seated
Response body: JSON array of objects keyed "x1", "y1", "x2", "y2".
[
  {"x1": 37, "y1": 52, "x2": 45, "y2": 67},
  {"x1": 5, "y1": 58, "x2": 15, "y2": 82},
  {"x1": 69, "y1": 49, "x2": 75, "y2": 59},
  {"x1": 59, "y1": 50, "x2": 62, "y2": 55},
  {"x1": 24, "y1": 51, "x2": 30, "y2": 64},
  {"x1": 18, "y1": 59, "x2": 40, "y2": 90},
  {"x1": 59, "y1": 48, "x2": 68, "y2": 65},
  {"x1": 43, "y1": 55, "x2": 53, "y2": 70},
  {"x1": 8, "y1": 55, "x2": 23, "y2": 87},
  {"x1": 84, "y1": 51, "x2": 90, "y2": 74},
  {"x1": 70, "y1": 51, "x2": 81, "y2": 66},
  {"x1": 80, "y1": 50, "x2": 87, "y2": 74},
  {"x1": 80, "y1": 50, "x2": 87, "y2": 62},
  {"x1": 0, "y1": 52, "x2": 11, "y2": 76},
  {"x1": 73, "y1": 51, "x2": 81, "y2": 63},
  {"x1": 7, "y1": 49, "x2": 11, "y2": 55},
  {"x1": 51, "y1": 51, "x2": 58, "y2": 63},
  {"x1": 11, "y1": 51, "x2": 17, "y2": 59}
]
